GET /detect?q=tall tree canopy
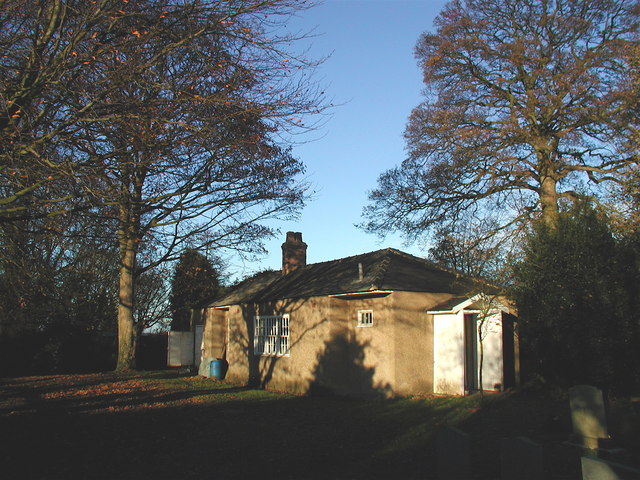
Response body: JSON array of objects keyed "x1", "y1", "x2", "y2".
[
  {"x1": 1, "y1": 0, "x2": 140, "y2": 221},
  {"x1": 0, "y1": 0, "x2": 327, "y2": 370},
  {"x1": 362, "y1": 0, "x2": 639, "y2": 243}
]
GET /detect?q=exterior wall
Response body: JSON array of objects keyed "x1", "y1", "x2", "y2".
[
  {"x1": 389, "y1": 291, "x2": 453, "y2": 395},
  {"x1": 204, "y1": 297, "x2": 334, "y2": 394},
  {"x1": 202, "y1": 307, "x2": 227, "y2": 360},
  {"x1": 203, "y1": 291, "x2": 460, "y2": 397},
  {"x1": 322, "y1": 293, "x2": 395, "y2": 397}
]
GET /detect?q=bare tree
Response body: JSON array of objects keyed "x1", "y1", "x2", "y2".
[
  {"x1": 0, "y1": 212, "x2": 119, "y2": 339},
  {"x1": 1, "y1": 1, "x2": 328, "y2": 370},
  {"x1": 75, "y1": 0, "x2": 325, "y2": 370},
  {"x1": 135, "y1": 265, "x2": 172, "y2": 333},
  {"x1": 428, "y1": 211, "x2": 511, "y2": 279},
  {"x1": 611, "y1": 32, "x2": 640, "y2": 230},
  {"x1": 362, "y1": 0, "x2": 638, "y2": 243},
  {"x1": 620, "y1": 26, "x2": 640, "y2": 161},
  {"x1": 0, "y1": 1, "x2": 152, "y2": 221}
]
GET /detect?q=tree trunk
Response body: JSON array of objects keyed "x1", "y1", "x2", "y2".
[
  {"x1": 116, "y1": 199, "x2": 139, "y2": 371},
  {"x1": 116, "y1": 237, "x2": 138, "y2": 371},
  {"x1": 478, "y1": 323, "x2": 484, "y2": 400},
  {"x1": 540, "y1": 176, "x2": 560, "y2": 229}
]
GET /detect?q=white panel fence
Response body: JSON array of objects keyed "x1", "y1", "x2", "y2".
[{"x1": 167, "y1": 325, "x2": 204, "y2": 367}]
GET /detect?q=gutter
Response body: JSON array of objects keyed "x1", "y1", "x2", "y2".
[{"x1": 329, "y1": 289, "x2": 393, "y2": 299}]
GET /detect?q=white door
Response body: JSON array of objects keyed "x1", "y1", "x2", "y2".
[{"x1": 433, "y1": 312, "x2": 465, "y2": 395}]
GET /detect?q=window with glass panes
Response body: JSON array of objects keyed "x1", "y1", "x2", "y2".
[{"x1": 254, "y1": 314, "x2": 290, "y2": 356}]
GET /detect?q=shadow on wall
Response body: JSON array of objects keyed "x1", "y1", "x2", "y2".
[
  {"x1": 309, "y1": 331, "x2": 391, "y2": 398},
  {"x1": 234, "y1": 301, "x2": 388, "y2": 396},
  {"x1": 238, "y1": 298, "x2": 317, "y2": 390}
]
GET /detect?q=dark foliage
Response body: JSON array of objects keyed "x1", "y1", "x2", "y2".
[
  {"x1": 0, "y1": 212, "x2": 123, "y2": 375},
  {"x1": 170, "y1": 250, "x2": 220, "y2": 331},
  {"x1": 0, "y1": 329, "x2": 116, "y2": 376},
  {"x1": 136, "y1": 333, "x2": 168, "y2": 370},
  {"x1": 511, "y1": 203, "x2": 640, "y2": 392}
]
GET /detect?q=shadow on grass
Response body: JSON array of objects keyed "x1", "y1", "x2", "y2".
[
  {"x1": 1, "y1": 373, "x2": 637, "y2": 479},
  {"x1": 0, "y1": 372, "x2": 476, "y2": 479},
  {"x1": 0, "y1": 370, "x2": 254, "y2": 415}
]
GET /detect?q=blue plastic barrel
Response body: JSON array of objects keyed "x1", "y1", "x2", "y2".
[{"x1": 210, "y1": 359, "x2": 228, "y2": 380}]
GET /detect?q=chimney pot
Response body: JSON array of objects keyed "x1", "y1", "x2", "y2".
[{"x1": 282, "y1": 231, "x2": 307, "y2": 274}]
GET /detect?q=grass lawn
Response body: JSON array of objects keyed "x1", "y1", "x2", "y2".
[{"x1": 1, "y1": 370, "x2": 638, "y2": 479}]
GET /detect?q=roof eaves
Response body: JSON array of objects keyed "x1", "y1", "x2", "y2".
[{"x1": 329, "y1": 289, "x2": 393, "y2": 299}]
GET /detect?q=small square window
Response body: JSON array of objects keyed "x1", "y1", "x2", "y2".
[{"x1": 357, "y1": 310, "x2": 373, "y2": 327}]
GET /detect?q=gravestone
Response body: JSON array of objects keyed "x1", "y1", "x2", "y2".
[
  {"x1": 569, "y1": 385, "x2": 608, "y2": 450},
  {"x1": 582, "y1": 456, "x2": 640, "y2": 480},
  {"x1": 436, "y1": 427, "x2": 470, "y2": 480},
  {"x1": 501, "y1": 436, "x2": 544, "y2": 480}
]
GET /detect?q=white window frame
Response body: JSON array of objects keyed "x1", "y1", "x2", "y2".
[
  {"x1": 254, "y1": 314, "x2": 290, "y2": 356},
  {"x1": 357, "y1": 309, "x2": 373, "y2": 327}
]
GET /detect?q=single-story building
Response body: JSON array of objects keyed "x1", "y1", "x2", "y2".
[{"x1": 198, "y1": 232, "x2": 518, "y2": 396}]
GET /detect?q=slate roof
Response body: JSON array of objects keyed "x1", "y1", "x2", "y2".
[{"x1": 209, "y1": 248, "x2": 481, "y2": 307}]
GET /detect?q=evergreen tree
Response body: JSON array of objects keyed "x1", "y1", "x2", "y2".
[
  {"x1": 170, "y1": 251, "x2": 220, "y2": 331},
  {"x1": 511, "y1": 203, "x2": 639, "y2": 392}
]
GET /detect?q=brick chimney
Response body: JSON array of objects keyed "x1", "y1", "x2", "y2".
[{"x1": 282, "y1": 231, "x2": 307, "y2": 274}]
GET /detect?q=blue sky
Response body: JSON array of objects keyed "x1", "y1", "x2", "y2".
[{"x1": 230, "y1": 0, "x2": 449, "y2": 276}]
